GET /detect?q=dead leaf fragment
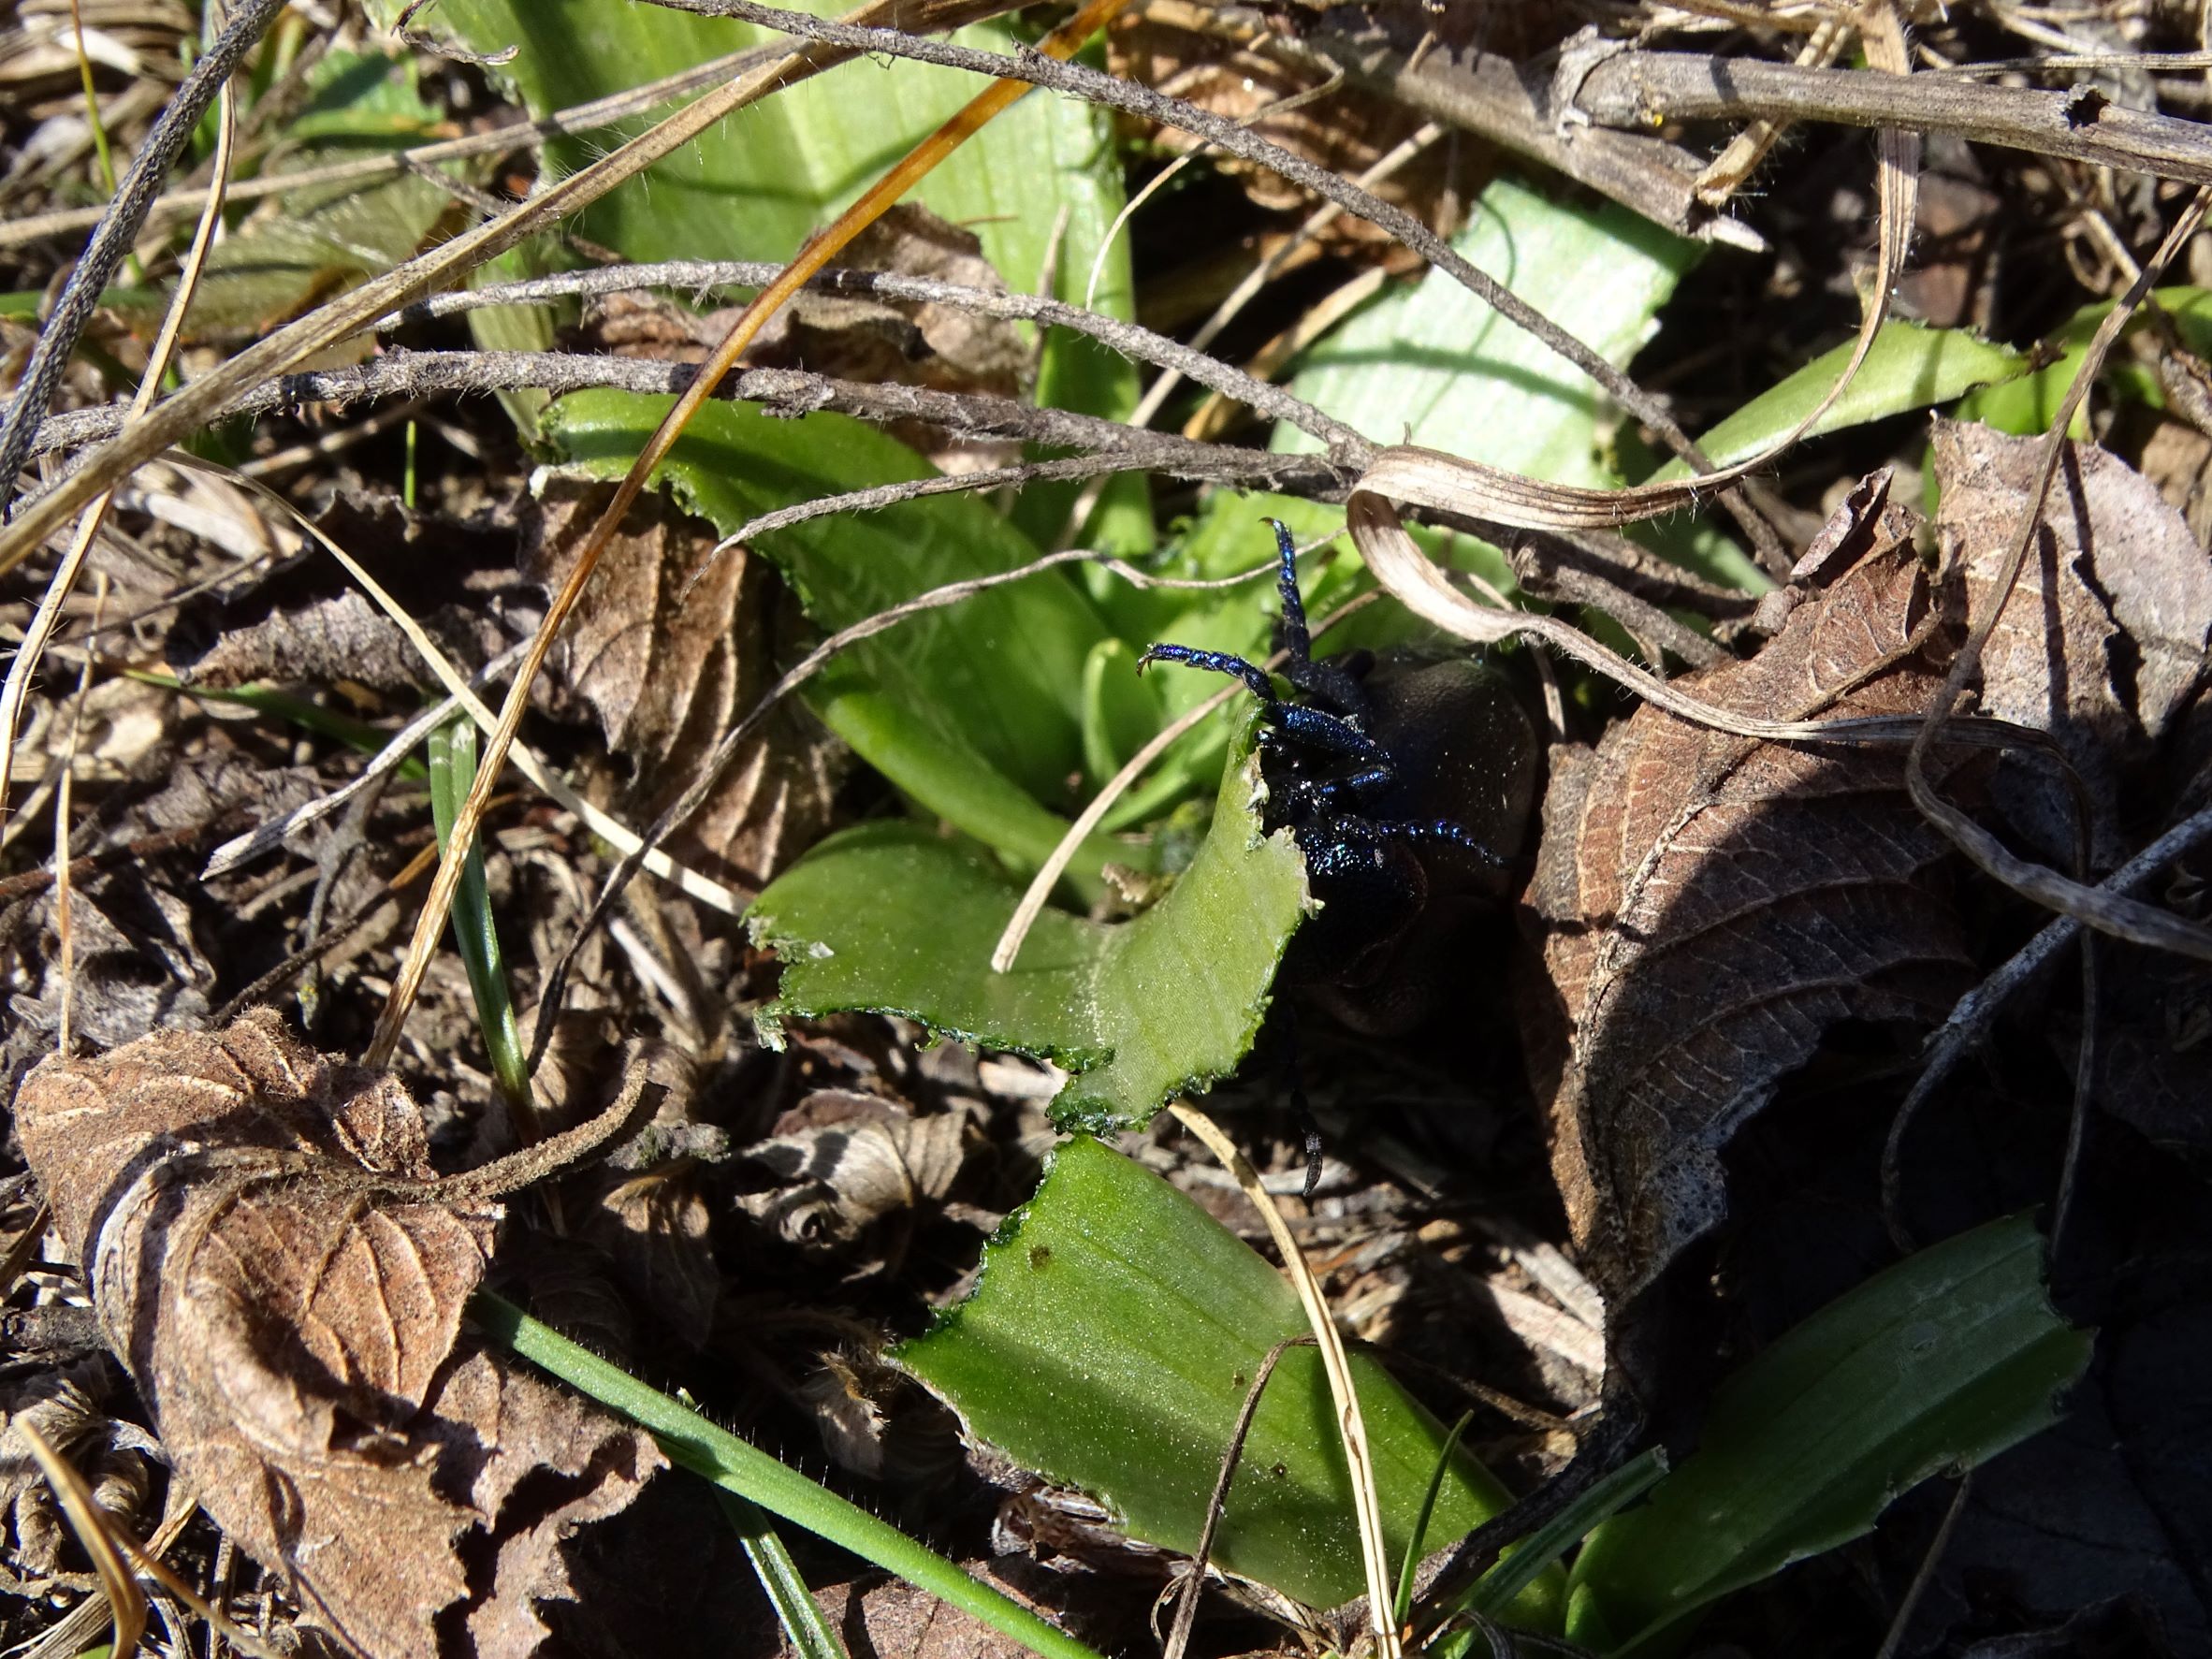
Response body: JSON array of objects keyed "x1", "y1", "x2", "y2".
[
  {"x1": 1932, "y1": 418, "x2": 2212, "y2": 864},
  {"x1": 523, "y1": 481, "x2": 840, "y2": 890},
  {"x1": 11, "y1": 1012, "x2": 664, "y2": 1659},
  {"x1": 1521, "y1": 512, "x2": 1974, "y2": 1311}
]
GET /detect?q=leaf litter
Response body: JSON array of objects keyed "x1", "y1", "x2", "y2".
[
  {"x1": 12, "y1": 1011, "x2": 665, "y2": 1659},
  {"x1": 8, "y1": 2, "x2": 2212, "y2": 1654}
]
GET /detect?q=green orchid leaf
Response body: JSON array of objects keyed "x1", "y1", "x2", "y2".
[
  {"x1": 896, "y1": 1135, "x2": 1558, "y2": 1623},
  {"x1": 1277, "y1": 176, "x2": 1697, "y2": 478},
  {"x1": 544, "y1": 389, "x2": 1146, "y2": 885},
  {"x1": 1961, "y1": 284, "x2": 2212, "y2": 436},
  {"x1": 749, "y1": 728, "x2": 1307, "y2": 1130},
  {"x1": 1565, "y1": 1215, "x2": 2092, "y2": 1653},
  {"x1": 1645, "y1": 319, "x2": 2027, "y2": 478}
]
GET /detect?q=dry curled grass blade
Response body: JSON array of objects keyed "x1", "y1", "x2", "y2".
[{"x1": 14, "y1": 1421, "x2": 145, "y2": 1659}]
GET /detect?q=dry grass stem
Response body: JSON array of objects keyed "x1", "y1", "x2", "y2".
[
  {"x1": 1168, "y1": 1103, "x2": 1399, "y2": 1657},
  {"x1": 0, "y1": 57, "x2": 236, "y2": 815}
]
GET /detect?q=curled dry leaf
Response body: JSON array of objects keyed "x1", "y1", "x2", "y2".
[
  {"x1": 1521, "y1": 491, "x2": 1975, "y2": 1315},
  {"x1": 11, "y1": 1011, "x2": 664, "y2": 1659},
  {"x1": 738, "y1": 1089, "x2": 982, "y2": 1273}
]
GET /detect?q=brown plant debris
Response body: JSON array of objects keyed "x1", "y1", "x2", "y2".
[
  {"x1": 1521, "y1": 486, "x2": 1975, "y2": 1312},
  {"x1": 524, "y1": 480, "x2": 841, "y2": 891},
  {"x1": 11, "y1": 1011, "x2": 665, "y2": 1659},
  {"x1": 1932, "y1": 417, "x2": 2212, "y2": 865}
]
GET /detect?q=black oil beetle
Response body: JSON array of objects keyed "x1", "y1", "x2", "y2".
[{"x1": 1139, "y1": 519, "x2": 1539, "y2": 1035}]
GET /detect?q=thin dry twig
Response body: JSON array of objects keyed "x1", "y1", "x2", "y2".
[
  {"x1": 388, "y1": 259, "x2": 1363, "y2": 454},
  {"x1": 198, "y1": 642, "x2": 533, "y2": 879},
  {"x1": 1175, "y1": 0, "x2": 1757, "y2": 248},
  {"x1": 15, "y1": 356, "x2": 1353, "y2": 500},
  {"x1": 1162, "y1": 1334, "x2": 1309, "y2": 1659},
  {"x1": 1564, "y1": 48, "x2": 2212, "y2": 184}
]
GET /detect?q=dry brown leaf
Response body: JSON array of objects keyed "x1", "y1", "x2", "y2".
[
  {"x1": 523, "y1": 481, "x2": 840, "y2": 890},
  {"x1": 1521, "y1": 503, "x2": 1975, "y2": 1310},
  {"x1": 739, "y1": 1090, "x2": 981, "y2": 1271},
  {"x1": 11, "y1": 1011, "x2": 664, "y2": 1659},
  {"x1": 1932, "y1": 418, "x2": 2212, "y2": 863}
]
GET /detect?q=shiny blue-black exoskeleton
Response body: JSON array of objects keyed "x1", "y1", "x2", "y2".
[{"x1": 1139, "y1": 519, "x2": 1538, "y2": 1036}]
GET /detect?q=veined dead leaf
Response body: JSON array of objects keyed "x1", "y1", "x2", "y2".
[
  {"x1": 1933, "y1": 418, "x2": 2212, "y2": 866},
  {"x1": 1520, "y1": 492, "x2": 1975, "y2": 1313},
  {"x1": 12, "y1": 1012, "x2": 664, "y2": 1659}
]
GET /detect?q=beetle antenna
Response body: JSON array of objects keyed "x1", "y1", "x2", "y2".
[{"x1": 1263, "y1": 517, "x2": 1311, "y2": 666}]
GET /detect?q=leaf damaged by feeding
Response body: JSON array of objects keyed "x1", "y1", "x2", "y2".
[
  {"x1": 750, "y1": 735, "x2": 1308, "y2": 1131},
  {"x1": 11, "y1": 1012, "x2": 664, "y2": 1659},
  {"x1": 1521, "y1": 498, "x2": 1975, "y2": 1311}
]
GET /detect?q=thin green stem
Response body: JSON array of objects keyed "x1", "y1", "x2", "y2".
[
  {"x1": 715, "y1": 1490, "x2": 849, "y2": 1659},
  {"x1": 425, "y1": 719, "x2": 530, "y2": 1111},
  {"x1": 476, "y1": 1294, "x2": 1106, "y2": 1659}
]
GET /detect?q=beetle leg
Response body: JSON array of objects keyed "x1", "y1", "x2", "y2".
[
  {"x1": 1135, "y1": 643, "x2": 1277, "y2": 704},
  {"x1": 1263, "y1": 517, "x2": 1373, "y2": 720}
]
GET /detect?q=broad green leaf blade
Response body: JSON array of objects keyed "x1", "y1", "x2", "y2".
[
  {"x1": 897, "y1": 1136, "x2": 1556, "y2": 1623},
  {"x1": 1277, "y1": 176, "x2": 1697, "y2": 480},
  {"x1": 1565, "y1": 1215, "x2": 2092, "y2": 1653},
  {"x1": 543, "y1": 390, "x2": 1143, "y2": 879},
  {"x1": 1643, "y1": 320, "x2": 2027, "y2": 480},
  {"x1": 749, "y1": 734, "x2": 1308, "y2": 1128}
]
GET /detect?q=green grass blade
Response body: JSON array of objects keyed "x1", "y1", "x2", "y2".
[
  {"x1": 1564, "y1": 1215, "x2": 2091, "y2": 1652},
  {"x1": 476, "y1": 1293, "x2": 1105, "y2": 1659},
  {"x1": 1643, "y1": 319, "x2": 2027, "y2": 481},
  {"x1": 425, "y1": 717, "x2": 528, "y2": 1107},
  {"x1": 714, "y1": 1490, "x2": 848, "y2": 1659},
  {"x1": 1421, "y1": 1446, "x2": 1672, "y2": 1659},
  {"x1": 1397, "y1": 1411, "x2": 1474, "y2": 1624}
]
